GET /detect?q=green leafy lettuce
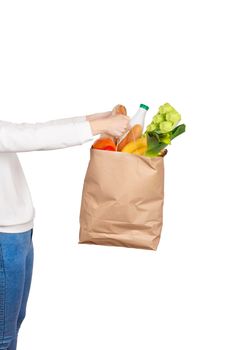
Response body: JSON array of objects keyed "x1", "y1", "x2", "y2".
[
  {"x1": 146, "y1": 103, "x2": 181, "y2": 134},
  {"x1": 144, "y1": 124, "x2": 186, "y2": 158}
]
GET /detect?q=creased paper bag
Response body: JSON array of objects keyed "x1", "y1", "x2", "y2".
[{"x1": 79, "y1": 148, "x2": 164, "y2": 250}]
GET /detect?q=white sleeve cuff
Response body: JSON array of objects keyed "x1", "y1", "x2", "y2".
[{"x1": 75, "y1": 120, "x2": 94, "y2": 143}]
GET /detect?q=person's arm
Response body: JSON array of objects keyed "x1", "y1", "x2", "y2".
[
  {"x1": 0, "y1": 111, "x2": 129, "y2": 153},
  {"x1": 0, "y1": 116, "x2": 96, "y2": 153},
  {"x1": 73, "y1": 111, "x2": 112, "y2": 123}
]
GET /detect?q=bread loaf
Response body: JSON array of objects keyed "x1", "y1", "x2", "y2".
[{"x1": 117, "y1": 124, "x2": 143, "y2": 152}]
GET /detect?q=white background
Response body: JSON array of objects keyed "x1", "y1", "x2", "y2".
[{"x1": 0, "y1": 0, "x2": 232, "y2": 349}]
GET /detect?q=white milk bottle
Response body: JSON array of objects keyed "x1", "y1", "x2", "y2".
[
  {"x1": 129, "y1": 103, "x2": 149, "y2": 129},
  {"x1": 117, "y1": 103, "x2": 149, "y2": 147}
]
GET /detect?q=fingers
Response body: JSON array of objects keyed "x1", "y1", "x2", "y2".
[
  {"x1": 121, "y1": 115, "x2": 131, "y2": 131},
  {"x1": 114, "y1": 131, "x2": 123, "y2": 137},
  {"x1": 126, "y1": 122, "x2": 131, "y2": 130},
  {"x1": 101, "y1": 111, "x2": 112, "y2": 118},
  {"x1": 112, "y1": 127, "x2": 128, "y2": 138},
  {"x1": 104, "y1": 113, "x2": 131, "y2": 138},
  {"x1": 87, "y1": 111, "x2": 112, "y2": 121},
  {"x1": 120, "y1": 114, "x2": 130, "y2": 121},
  {"x1": 111, "y1": 114, "x2": 130, "y2": 120},
  {"x1": 119, "y1": 123, "x2": 130, "y2": 136}
]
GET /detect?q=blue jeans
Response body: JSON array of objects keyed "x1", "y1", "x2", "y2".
[{"x1": 0, "y1": 229, "x2": 34, "y2": 350}]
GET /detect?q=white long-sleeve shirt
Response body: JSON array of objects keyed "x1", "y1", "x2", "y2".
[{"x1": 0, "y1": 115, "x2": 94, "y2": 233}]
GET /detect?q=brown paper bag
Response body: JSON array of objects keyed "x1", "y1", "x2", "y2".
[{"x1": 79, "y1": 148, "x2": 164, "y2": 250}]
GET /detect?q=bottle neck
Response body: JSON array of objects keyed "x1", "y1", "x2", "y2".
[{"x1": 138, "y1": 107, "x2": 147, "y2": 115}]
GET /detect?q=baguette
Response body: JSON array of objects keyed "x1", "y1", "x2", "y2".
[
  {"x1": 112, "y1": 104, "x2": 127, "y2": 117},
  {"x1": 117, "y1": 124, "x2": 143, "y2": 152}
]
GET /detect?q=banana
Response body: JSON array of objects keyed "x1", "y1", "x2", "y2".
[{"x1": 121, "y1": 136, "x2": 147, "y2": 154}]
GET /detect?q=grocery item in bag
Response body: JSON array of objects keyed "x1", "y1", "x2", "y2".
[
  {"x1": 117, "y1": 103, "x2": 149, "y2": 151},
  {"x1": 117, "y1": 124, "x2": 143, "y2": 152},
  {"x1": 92, "y1": 138, "x2": 116, "y2": 151}
]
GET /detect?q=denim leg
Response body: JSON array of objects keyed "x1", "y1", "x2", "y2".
[
  {"x1": 17, "y1": 235, "x2": 34, "y2": 332},
  {"x1": 0, "y1": 230, "x2": 33, "y2": 350},
  {"x1": 9, "y1": 234, "x2": 34, "y2": 350},
  {"x1": 7, "y1": 337, "x2": 17, "y2": 350}
]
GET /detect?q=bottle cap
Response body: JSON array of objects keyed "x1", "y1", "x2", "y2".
[{"x1": 140, "y1": 104, "x2": 149, "y2": 111}]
